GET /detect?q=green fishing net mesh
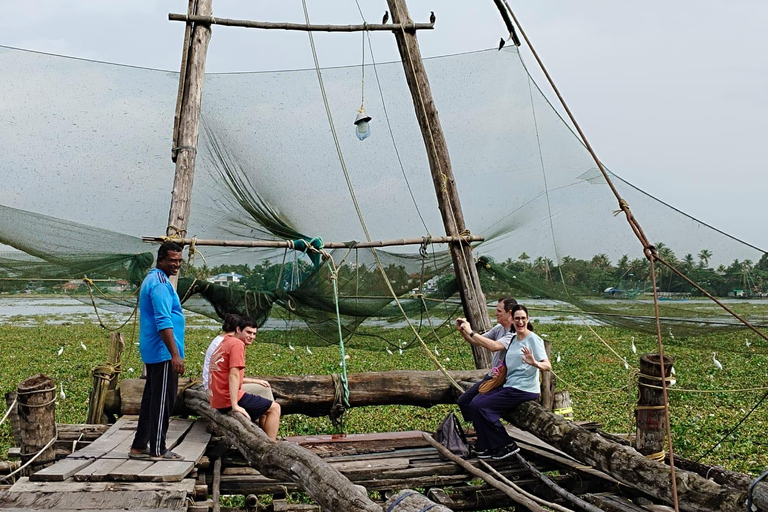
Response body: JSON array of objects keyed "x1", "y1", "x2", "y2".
[{"x1": 0, "y1": 45, "x2": 765, "y2": 344}]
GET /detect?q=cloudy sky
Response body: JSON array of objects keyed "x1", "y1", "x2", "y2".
[{"x1": 2, "y1": 1, "x2": 766, "y2": 251}]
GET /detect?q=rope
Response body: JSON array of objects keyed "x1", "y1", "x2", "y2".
[
  {"x1": 635, "y1": 405, "x2": 666, "y2": 411},
  {"x1": 16, "y1": 386, "x2": 55, "y2": 395},
  {"x1": 0, "y1": 425, "x2": 58, "y2": 482},
  {"x1": 642, "y1": 383, "x2": 768, "y2": 394},
  {"x1": 648, "y1": 254, "x2": 680, "y2": 512},
  {"x1": 385, "y1": 491, "x2": 418, "y2": 512},
  {"x1": 83, "y1": 276, "x2": 139, "y2": 331},
  {"x1": 351, "y1": 0, "x2": 431, "y2": 234},
  {"x1": 644, "y1": 450, "x2": 666, "y2": 462},
  {"x1": 578, "y1": 316, "x2": 636, "y2": 371},
  {"x1": 0, "y1": 397, "x2": 17, "y2": 427},
  {"x1": 301, "y1": 0, "x2": 462, "y2": 392},
  {"x1": 329, "y1": 260, "x2": 351, "y2": 417},
  {"x1": 695, "y1": 388, "x2": 768, "y2": 463}
]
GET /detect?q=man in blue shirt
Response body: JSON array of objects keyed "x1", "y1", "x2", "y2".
[{"x1": 129, "y1": 242, "x2": 186, "y2": 460}]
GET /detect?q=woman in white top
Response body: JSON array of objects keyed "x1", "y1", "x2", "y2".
[
  {"x1": 202, "y1": 313, "x2": 275, "y2": 401},
  {"x1": 467, "y1": 305, "x2": 551, "y2": 460},
  {"x1": 202, "y1": 313, "x2": 240, "y2": 393}
]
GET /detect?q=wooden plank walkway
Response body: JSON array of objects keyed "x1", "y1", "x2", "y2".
[{"x1": 0, "y1": 417, "x2": 210, "y2": 511}]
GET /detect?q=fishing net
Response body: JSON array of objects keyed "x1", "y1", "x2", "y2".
[{"x1": 0, "y1": 44, "x2": 765, "y2": 344}]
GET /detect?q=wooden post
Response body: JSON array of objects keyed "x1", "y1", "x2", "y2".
[
  {"x1": 167, "y1": 0, "x2": 213, "y2": 285},
  {"x1": 552, "y1": 390, "x2": 573, "y2": 420},
  {"x1": 87, "y1": 332, "x2": 125, "y2": 424},
  {"x1": 17, "y1": 374, "x2": 57, "y2": 473},
  {"x1": 539, "y1": 339, "x2": 554, "y2": 410},
  {"x1": 386, "y1": 0, "x2": 492, "y2": 369},
  {"x1": 636, "y1": 353, "x2": 673, "y2": 458}
]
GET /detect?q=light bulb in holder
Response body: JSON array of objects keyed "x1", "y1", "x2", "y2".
[{"x1": 353, "y1": 108, "x2": 372, "y2": 141}]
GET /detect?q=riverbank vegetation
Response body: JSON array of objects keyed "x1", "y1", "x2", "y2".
[{"x1": 2, "y1": 313, "x2": 767, "y2": 476}]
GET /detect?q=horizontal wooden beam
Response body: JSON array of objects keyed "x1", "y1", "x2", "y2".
[
  {"x1": 141, "y1": 235, "x2": 484, "y2": 249},
  {"x1": 168, "y1": 13, "x2": 434, "y2": 33}
]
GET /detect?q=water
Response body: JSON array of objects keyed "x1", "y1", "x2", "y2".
[{"x1": 1, "y1": 296, "x2": 762, "y2": 328}]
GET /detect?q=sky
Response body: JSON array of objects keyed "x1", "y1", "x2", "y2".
[{"x1": 2, "y1": 0, "x2": 766, "y2": 252}]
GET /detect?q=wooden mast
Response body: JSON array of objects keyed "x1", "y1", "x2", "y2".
[
  {"x1": 166, "y1": 0, "x2": 213, "y2": 285},
  {"x1": 386, "y1": 0, "x2": 492, "y2": 368}
]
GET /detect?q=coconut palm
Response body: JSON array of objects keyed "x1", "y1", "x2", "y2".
[{"x1": 698, "y1": 249, "x2": 713, "y2": 269}]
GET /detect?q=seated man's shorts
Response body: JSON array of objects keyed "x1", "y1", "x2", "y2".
[{"x1": 217, "y1": 393, "x2": 272, "y2": 422}]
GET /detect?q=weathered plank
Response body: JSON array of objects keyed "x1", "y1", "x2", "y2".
[
  {"x1": 66, "y1": 417, "x2": 135, "y2": 459},
  {"x1": 0, "y1": 489, "x2": 188, "y2": 510},
  {"x1": 102, "y1": 417, "x2": 193, "y2": 459},
  {"x1": 137, "y1": 460, "x2": 196, "y2": 482},
  {"x1": 272, "y1": 499, "x2": 321, "y2": 511},
  {"x1": 108, "y1": 459, "x2": 154, "y2": 481},
  {"x1": 168, "y1": 419, "x2": 210, "y2": 464},
  {"x1": 75, "y1": 458, "x2": 127, "y2": 482},
  {"x1": 29, "y1": 458, "x2": 95, "y2": 482},
  {"x1": 7, "y1": 476, "x2": 196, "y2": 493}
]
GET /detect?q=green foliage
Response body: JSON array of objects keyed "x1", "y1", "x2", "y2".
[{"x1": 2, "y1": 308, "x2": 768, "y2": 478}]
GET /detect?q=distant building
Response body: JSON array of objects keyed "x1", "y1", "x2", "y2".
[
  {"x1": 207, "y1": 272, "x2": 243, "y2": 287},
  {"x1": 603, "y1": 287, "x2": 627, "y2": 298}
]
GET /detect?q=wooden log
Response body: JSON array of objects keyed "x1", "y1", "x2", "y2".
[
  {"x1": 17, "y1": 374, "x2": 57, "y2": 472},
  {"x1": 165, "y1": 0, "x2": 212, "y2": 279},
  {"x1": 539, "y1": 339, "x2": 554, "y2": 410},
  {"x1": 666, "y1": 453, "x2": 753, "y2": 490},
  {"x1": 383, "y1": 489, "x2": 451, "y2": 511},
  {"x1": 636, "y1": 354, "x2": 673, "y2": 458},
  {"x1": 87, "y1": 332, "x2": 124, "y2": 424},
  {"x1": 109, "y1": 370, "x2": 487, "y2": 416},
  {"x1": 386, "y1": 0, "x2": 493, "y2": 369},
  {"x1": 184, "y1": 389, "x2": 450, "y2": 511},
  {"x1": 506, "y1": 400, "x2": 756, "y2": 512},
  {"x1": 181, "y1": 388, "x2": 381, "y2": 512}
]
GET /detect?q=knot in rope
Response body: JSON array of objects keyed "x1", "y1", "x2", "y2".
[
  {"x1": 329, "y1": 373, "x2": 348, "y2": 430},
  {"x1": 419, "y1": 236, "x2": 432, "y2": 258},
  {"x1": 644, "y1": 244, "x2": 658, "y2": 261},
  {"x1": 165, "y1": 225, "x2": 186, "y2": 239},
  {"x1": 612, "y1": 199, "x2": 630, "y2": 217}
]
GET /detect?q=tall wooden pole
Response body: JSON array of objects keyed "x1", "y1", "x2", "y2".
[
  {"x1": 167, "y1": 0, "x2": 213, "y2": 285},
  {"x1": 386, "y1": 0, "x2": 492, "y2": 368}
]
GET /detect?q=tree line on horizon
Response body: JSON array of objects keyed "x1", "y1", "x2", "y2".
[{"x1": 3, "y1": 245, "x2": 766, "y2": 299}]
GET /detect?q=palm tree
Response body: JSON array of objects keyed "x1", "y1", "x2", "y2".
[
  {"x1": 683, "y1": 254, "x2": 695, "y2": 273},
  {"x1": 698, "y1": 249, "x2": 713, "y2": 269}
]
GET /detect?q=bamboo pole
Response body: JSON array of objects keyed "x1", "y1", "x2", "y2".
[
  {"x1": 386, "y1": 0, "x2": 492, "y2": 369},
  {"x1": 86, "y1": 332, "x2": 124, "y2": 424},
  {"x1": 169, "y1": 13, "x2": 434, "y2": 32},
  {"x1": 142, "y1": 234, "x2": 484, "y2": 249}
]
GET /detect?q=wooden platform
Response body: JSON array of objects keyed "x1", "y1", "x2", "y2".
[
  {"x1": 0, "y1": 416, "x2": 210, "y2": 511},
  {"x1": 0, "y1": 416, "x2": 618, "y2": 511}
]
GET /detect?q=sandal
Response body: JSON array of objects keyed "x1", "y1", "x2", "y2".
[
  {"x1": 128, "y1": 449, "x2": 150, "y2": 460},
  {"x1": 149, "y1": 450, "x2": 184, "y2": 461}
]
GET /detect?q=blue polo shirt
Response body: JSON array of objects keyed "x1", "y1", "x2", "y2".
[{"x1": 139, "y1": 268, "x2": 185, "y2": 364}]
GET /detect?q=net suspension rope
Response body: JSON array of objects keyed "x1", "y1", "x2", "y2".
[{"x1": 300, "y1": 0, "x2": 462, "y2": 392}]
